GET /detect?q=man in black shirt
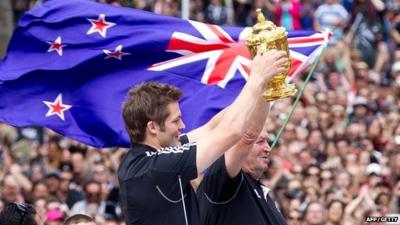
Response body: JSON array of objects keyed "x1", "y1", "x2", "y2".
[
  {"x1": 118, "y1": 50, "x2": 288, "y2": 225},
  {"x1": 197, "y1": 128, "x2": 287, "y2": 225}
]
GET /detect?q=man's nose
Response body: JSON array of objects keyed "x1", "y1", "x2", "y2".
[
  {"x1": 264, "y1": 144, "x2": 271, "y2": 154},
  {"x1": 179, "y1": 120, "x2": 186, "y2": 130}
]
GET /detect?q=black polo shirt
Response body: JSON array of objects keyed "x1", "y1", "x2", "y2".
[
  {"x1": 197, "y1": 156, "x2": 287, "y2": 225},
  {"x1": 118, "y1": 135, "x2": 199, "y2": 225}
]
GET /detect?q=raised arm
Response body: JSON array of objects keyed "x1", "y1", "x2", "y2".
[
  {"x1": 194, "y1": 50, "x2": 287, "y2": 175},
  {"x1": 223, "y1": 100, "x2": 269, "y2": 177}
]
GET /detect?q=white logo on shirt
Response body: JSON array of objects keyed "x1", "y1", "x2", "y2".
[
  {"x1": 145, "y1": 143, "x2": 196, "y2": 156},
  {"x1": 254, "y1": 189, "x2": 261, "y2": 199}
]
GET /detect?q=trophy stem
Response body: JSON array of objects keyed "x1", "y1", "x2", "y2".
[{"x1": 263, "y1": 74, "x2": 297, "y2": 101}]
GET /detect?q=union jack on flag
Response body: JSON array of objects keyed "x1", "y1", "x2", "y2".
[
  {"x1": 0, "y1": 0, "x2": 328, "y2": 147},
  {"x1": 150, "y1": 20, "x2": 328, "y2": 88}
]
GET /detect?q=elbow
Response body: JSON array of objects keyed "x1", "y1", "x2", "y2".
[
  {"x1": 239, "y1": 129, "x2": 259, "y2": 146},
  {"x1": 227, "y1": 123, "x2": 260, "y2": 145},
  {"x1": 227, "y1": 127, "x2": 242, "y2": 141}
]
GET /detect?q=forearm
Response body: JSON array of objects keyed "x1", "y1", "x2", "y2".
[
  {"x1": 343, "y1": 46, "x2": 355, "y2": 85},
  {"x1": 225, "y1": 97, "x2": 269, "y2": 177},
  {"x1": 344, "y1": 195, "x2": 364, "y2": 215},
  {"x1": 218, "y1": 75, "x2": 266, "y2": 136},
  {"x1": 370, "y1": 0, "x2": 385, "y2": 11},
  {"x1": 12, "y1": 173, "x2": 32, "y2": 191},
  {"x1": 391, "y1": 29, "x2": 400, "y2": 44}
]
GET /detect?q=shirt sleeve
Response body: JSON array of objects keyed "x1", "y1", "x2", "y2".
[
  {"x1": 145, "y1": 142, "x2": 198, "y2": 184},
  {"x1": 179, "y1": 134, "x2": 189, "y2": 145},
  {"x1": 197, "y1": 156, "x2": 243, "y2": 204}
]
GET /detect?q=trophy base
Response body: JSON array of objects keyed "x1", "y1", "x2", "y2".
[{"x1": 262, "y1": 83, "x2": 297, "y2": 102}]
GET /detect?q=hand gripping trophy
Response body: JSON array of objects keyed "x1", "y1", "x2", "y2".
[{"x1": 246, "y1": 9, "x2": 297, "y2": 101}]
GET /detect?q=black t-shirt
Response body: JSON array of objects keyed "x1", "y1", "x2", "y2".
[
  {"x1": 118, "y1": 135, "x2": 199, "y2": 225},
  {"x1": 65, "y1": 189, "x2": 84, "y2": 209},
  {"x1": 197, "y1": 156, "x2": 287, "y2": 225}
]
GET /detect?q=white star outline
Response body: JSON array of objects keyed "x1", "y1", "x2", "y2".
[
  {"x1": 47, "y1": 36, "x2": 66, "y2": 56},
  {"x1": 103, "y1": 45, "x2": 131, "y2": 60},
  {"x1": 87, "y1": 14, "x2": 116, "y2": 38},
  {"x1": 43, "y1": 94, "x2": 72, "y2": 121}
]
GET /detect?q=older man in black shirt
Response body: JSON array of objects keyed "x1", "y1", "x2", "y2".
[{"x1": 197, "y1": 128, "x2": 287, "y2": 225}]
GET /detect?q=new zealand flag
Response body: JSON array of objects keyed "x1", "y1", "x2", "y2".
[{"x1": 0, "y1": 0, "x2": 329, "y2": 147}]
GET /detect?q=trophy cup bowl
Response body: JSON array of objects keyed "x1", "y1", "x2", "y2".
[{"x1": 245, "y1": 9, "x2": 297, "y2": 101}]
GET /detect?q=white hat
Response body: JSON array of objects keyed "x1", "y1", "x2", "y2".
[
  {"x1": 392, "y1": 62, "x2": 400, "y2": 73},
  {"x1": 353, "y1": 96, "x2": 368, "y2": 106},
  {"x1": 366, "y1": 163, "x2": 382, "y2": 176}
]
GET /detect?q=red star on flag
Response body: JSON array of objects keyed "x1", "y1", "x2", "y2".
[
  {"x1": 43, "y1": 94, "x2": 72, "y2": 121},
  {"x1": 87, "y1": 14, "x2": 116, "y2": 38},
  {"x1": 47, "y1": 36, "x2": 66, "y2": 56},
  {"x1": 103, "y1": 45, "x2": 130, "y2": 60}
]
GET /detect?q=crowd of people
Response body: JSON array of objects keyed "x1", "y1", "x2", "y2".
[{"x1": 1, "y1": 0, "x2": 400, "y2": 224}]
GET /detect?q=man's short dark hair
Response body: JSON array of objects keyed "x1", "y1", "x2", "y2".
[
  {"x1": 63, "y1": 214, "x2": 94, "y2": 225},
  {"x1": 83, "y1": 180, "x2": 102, "y2": 193},
  {"x1": 122, "y1": 82, "x2": 182, "y2": 143},
  {"x1": 0, "y1": 203, "x2": 36, "y2": 225}
]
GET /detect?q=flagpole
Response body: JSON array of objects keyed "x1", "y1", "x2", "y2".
[
  {"x1": 270, "y1": 45, "x2": 328, "y2": 151},
  {"x1": 181, "y1": 0, "x2": 189, "y2": 20}
]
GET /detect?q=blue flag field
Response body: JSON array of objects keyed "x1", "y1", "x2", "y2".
[{"x1": 0, "y1": 0, "x2": 328, "y2": 147}]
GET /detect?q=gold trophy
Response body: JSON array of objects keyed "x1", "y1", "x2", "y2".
[{"x1": 245, "y1": 9, "x2": 297, "y2": 101}]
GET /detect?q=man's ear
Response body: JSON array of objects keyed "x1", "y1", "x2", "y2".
[{"x1": 147, "y1": 121, "x2": 158, "y2": 135}]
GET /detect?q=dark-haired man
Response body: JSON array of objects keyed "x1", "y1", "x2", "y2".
[{"x1": 118, "y1": 50, "x2": 288, "y2": 225}]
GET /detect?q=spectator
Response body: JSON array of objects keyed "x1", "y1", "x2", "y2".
[
  {"x1": 303, "y1": 202, "x2": 327, "y2": 225},
  {"x1": 70, "y1": 180, "x2": 105, "y2": 218},
  {"x1": 345, "y1": 0, "x2": 388, "y2": 72},
  {"x1": 47, "y1": 137, "x2": 62, "y2": 170},
  {"x1": 0, "y1": 202, "x2": 37, "y2": 225},
  {"x1": 46, "y1": 170, "x2": 62, "y2": 200},
  {"x1": 33, "y1": 198, "x2": 47, "y2": 225},
  {"x1": 327, "y1": 200, "x2": 345, "y2": 225},
  {"x1": 233, "y1": 0, "x2": 253, "y2": 26},
  {"x1": 59, "y1": 170, "x2": 84, "y2": 209},
  {"x1": 314, "y1": 0, "x2": 348, "y2": 44},
  {"x1": 1, "y1": 175, "x2": 23, "y2": 204},
  {"x1": 204, "y1": 0, "x2": 228, "y2": 25},
  {"x1": 31, "y1": 181, "x2": 49, "y2": 203},
  {"x1": 63, "y1": 214, "x2": 96, "y2": 225},
  {"x1": 275, "y1": 0, "x2": 302, "y2": 30}
]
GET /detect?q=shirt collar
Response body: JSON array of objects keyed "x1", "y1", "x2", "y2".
[{"x1": 131, "y1": 143, "x2": 157, "y2": 153}]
